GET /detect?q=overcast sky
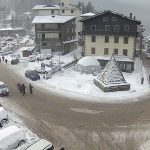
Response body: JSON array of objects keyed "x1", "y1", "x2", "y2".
[{"x1": 78, "y1": 0, "x2": 149, "y2": 37}]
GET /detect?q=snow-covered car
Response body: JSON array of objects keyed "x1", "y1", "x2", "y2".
[
  {"x1": 11, "y1": 58, "x2": 19, "y2": 65},
  {"x1": 29, "y1": 55, "x2": 36, "y2": 62},
  {"x1": 0, "y1": 81, "x2": 9, "y2": 96},
  {"x1": 146, "y1": 52, "x2": 150, "y2": 59},
  {"x1": 0, "y1": 125, "x2": 26, "y2": 150},
  {"x1": 37, "y1": 54, "x2": 44, "y2": 61},
  {"x1": 25, "y1": 70, "x2": 40, "y2": 81},
  {"x1": 11, "y1": 53, "x2": 21, "y2": 59},
  {"x1": 0, "y1": 107, "x2": 8, "y2": 127},
  {"x1": 45, "y1": 54, "x2": 53, "y2": 60},
  {"x1": 25, "y1": 139, "x2": 54, "y2": 150}
]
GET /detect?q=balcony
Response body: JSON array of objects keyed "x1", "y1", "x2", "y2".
[
  {"x1": 36, "y1": 38, "x2": 62, "y2": 42},
  {"x1": 35, "y1": 28, "x2": 60, "y2": 33}
]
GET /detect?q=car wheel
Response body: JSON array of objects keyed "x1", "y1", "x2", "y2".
[
  {"x1": 1, "y1": 119, "x2": 8, "y2": 127},
  {"x1": 18, "y1": 140, "x2": 25, "y2": 147}
]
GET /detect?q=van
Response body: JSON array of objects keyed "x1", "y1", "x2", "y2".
[
  {"x1": 0, "y1": 107, "x2": 8, "y2": 127},
  {"x1": 0, "y1": 125, "x2": 26, "y2": 150},
  {"x1": 26, "y1": 139, "x2": 54, "y2": 150}
]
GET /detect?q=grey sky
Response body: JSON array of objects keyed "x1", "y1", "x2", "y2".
[{"x1": 77, "y1": 0, "x2": 149, "y2": 37}]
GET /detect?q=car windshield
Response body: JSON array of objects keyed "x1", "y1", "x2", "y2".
[{"x1": 0, "y1": 84, "x2": 6, "y2": 89}]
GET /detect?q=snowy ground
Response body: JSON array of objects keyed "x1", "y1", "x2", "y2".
[
  {"x1": 3, "y1": 52, "x2": 150, "y2": 103},
  {"x1": 0, "y1": 97, "x2": 39, "y2": 150}
]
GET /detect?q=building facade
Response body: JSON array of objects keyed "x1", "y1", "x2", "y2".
[
  {"x1": 32, "y1": 0, "x2": 81, "y2": 39},
  {"x1": 81, "y1": 10, "x2": 141, "y2": 60},
  {"x1": 32, "y1": 15, "x2": 76, "y2": 53}
]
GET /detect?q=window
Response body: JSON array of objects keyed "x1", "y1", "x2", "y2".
[
  {"x1": 103, "y1": 17, "x2": 109, "y2": 21},
  {"x1": 114, "y1": 36, "x2": 119, "y2": 43},
  {"x1": 111, "y1": 17, "x2": 117, "y2": 21},
  {"x1": 71, "y1": 10, "x2": 74, "y2": 13},
  {"x1": 105, "y1": 36, "x2": 109, "y2": 43},
  {"x1": 62, "y1": 2, "x2": 64, "y2": 6},
  {"x1": 104, "y1": 48, "x2": 109, "y2": 55},
  {"x1": 59, "y1": 33, "x2": 61, "y2": 38},
  {"x1": 123, "y1": 49, "x2": 128, "y2": 56},
  {"x1": 51, "y1": 10, "x2": 54, "y2": 14},
  {"x1": 105, "y1": 25, "x2": 110, "y2": 31},
  {"x1": 114, "y1": 25, "x2": 120, "y2": 32},
  {"x1": 124, "y1": 36, "x2": 128, "y2": 44},
  {"x1": 91, "y1": 47, "x2": 95, "y2": 54},
  {"x1": 42, "y1": 34, "x2": 45, "y2": 39},
  {"x1": 91, "y1": 35, "x2": 96, "y2": 42},
  {"x1": 124, "y1": 25, "x2": 129, "y2": 32},
  {"x1": 91, "y1": 25, "x2": 96, "y2": 31},
  {"x1": 114, "y1": 49, "x2": 118, "y2": 55},
  {"x1": 62, "y1": 10, "x2": 65, "y2": 13}
]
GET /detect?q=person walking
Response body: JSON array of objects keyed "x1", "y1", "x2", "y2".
[
  {"x1": 5, "y1": 59, "x2": 8, "y2": 64},
  {"x1": 22, "y1": 84, "x2": 26, "y2": 96},
  {"x1": 2, "y1": 56, "x2": 4, "y2": 61},
  {"x1": 0, "y1": 58, "x2": 1, "y2": 63},
  {"x1": 29, "y1": 83, "x2": 33, "y2": 94}
]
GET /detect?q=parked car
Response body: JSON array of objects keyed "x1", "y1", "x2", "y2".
[
  {"x1": 29, "y1": 55, "x2": 36, "y2": 62},
  {"x1": 11, "y1": 58, "x2": 19, "y2": 65},
  {"x1": 0, "y1": 125, "x2": 26, "y2": 150},
  {"x1": 0, "y1": 107, "x2": 8, "y2": 127},
  {"x1": 146, "y1": 52, "x2": 150, "y2": 59},
  {"x1": 37, "y1": 54, "x2": 44, "y2": 61},
  {"x1": 11, "y1": 53, "x2": 21, "y2": 59},
  {"x1": 25, "y1": 139, "x2": 54, "y2": 150},
  {"x1": 0, "y1": 81, "x2": 9, "y2": 96},
  {"x1": 25, "y1": 70, "x2": 40, "y2": 81},
  {"x1": 45, "y1": 54, "x2": 53, "y2": 60}
]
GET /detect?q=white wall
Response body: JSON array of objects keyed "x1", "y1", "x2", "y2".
[{"x1": 85, "y1": 35, "x2": 135, "y2": 59}]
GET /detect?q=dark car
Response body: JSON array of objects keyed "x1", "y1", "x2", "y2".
[
  {"x1": 25, "y1": 70, "x2": 40, "y2": 81},
  {"x1": 11, "y1": 58, "x2": 19, "y2": 65}
]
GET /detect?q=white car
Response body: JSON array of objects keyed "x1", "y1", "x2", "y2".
[
  {"x1": 0, "y1": 125, "x2": 26, "y2": 150},
  {"x1": 0, "y1": 81, "x2": 9, "y2": 96},
  {"x1": 29, "y1": 55, "x2": 36, "y2": 62},
  {"x1": 26, "y1": 139, "x2": 54, "y2": 150},
  {"x1": 37, "y1": 54, "x2": 44, "y2": 61},
  {"x1": 0, "y1": 107, "x2": 8, "y2": 127}
]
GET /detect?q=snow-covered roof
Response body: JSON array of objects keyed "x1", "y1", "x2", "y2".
[
  {"x1": 0, "y1": 27, "x2": 25, "y2": 31},
  {"x1": 97, "y1": 55, "x2": 127, "y2": 85},
  {"x1": 62, "y1": 39, "x2": 78, "y2": 44},
  {"x1": 80, "y1": 12, "x2": 95, "y2": 17},
  {"x1": 0, "y1": 81, "x2": 5, "y2": 85},
  {"x1": 18, "y1": 46, "x2": 35, "y2": 52},
  {"x1": 32, "y1": 5, "x2": 60, "y2": 10},
  {"x1": 26, "y1": 139, "x2": 53, "y2": 150},
  {"x1": 77, "y1": 56, "x2": 100, "y2": 66},
  {"x1": 0, "y1": 125, "x2": 21, "y2": 141},
  {"x1": 32, "y1": 15, "x2": 75, "y2": 24}
]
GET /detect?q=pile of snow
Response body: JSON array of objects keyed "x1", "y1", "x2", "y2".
[{"x1": 76, "y1": 56, "x2": 101, "y2": 74}]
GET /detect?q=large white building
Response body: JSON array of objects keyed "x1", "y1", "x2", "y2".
[{"x1": 32, "y1": 0, "x2": 81, "y2": 38}]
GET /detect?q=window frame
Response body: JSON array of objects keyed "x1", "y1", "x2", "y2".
[
  {"x1": 124, "y1": 25, "x2": 129, "y2": 32},
  {"x1": 124, "y1": 36, "x2": 128, "y2": 44},
  {"x1": 111, "y1": 17, "x2": 117, "y2": 21},
  {"x1": 91, "y1": 35, "x2": 96, "y2": 42},
  {"x1": 103, "y1": 17, "x2": 109, "y2": 22},
  {"x1": 91, "y1": 47, "x2": 96, "y2": 54},
  {"x1": 104, "y1": 48, "x2": 109, "y2": 55},
  {"x1": 123, "y1": 49, "x2": 128, "y2": 56},
  {"x1": 114, "y1": 25, "x2": 120, "y2": 32},
  {"x1": 114, "y1": 49, "x2": 118, "y2": 55},
  {"x1": 105, "y1": 36, "x2": 109, "y2": 43},
  {"x1": 105, "y1": 25, "x2": 110, "y2": 31},
  {"x1": 91, "y1": 25, "x2": 96, "y2": 31},
  {"x1": 114, "y1": 36, "x2": 119, "y2": 43}
]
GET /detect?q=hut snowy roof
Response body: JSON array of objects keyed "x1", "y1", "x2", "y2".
[
  {"x1": 77, "y1": 56, "x2": 100, "y2": 66},
  {"x1": 98, "y1": 54, "x2": 127, "y2": 85}
]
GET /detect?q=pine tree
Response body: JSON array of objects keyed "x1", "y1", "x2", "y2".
[{"x1": 84, "y1": 2, "x2": 95, "y2": 13}]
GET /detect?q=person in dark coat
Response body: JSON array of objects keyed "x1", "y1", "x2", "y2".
[
  {"x1": 29, "y1": 83, "x2": 33, "y2": 94},
  {"x1": 22, "y1": 84, "x2": 26, "y2": 96},
  {"x1": 2, "y1": 56, "x2": 4, "y2": 61},
  {"x1": 5, "y1": 59, "x2": 8, "y2": 64}
]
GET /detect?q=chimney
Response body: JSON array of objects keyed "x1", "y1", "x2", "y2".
[
  {"x1": 130, "y1": 13, "x2": 132, "y2": 19},
  {"x1": 133, "y1": 16, "x2": 136, "y2": 20}
]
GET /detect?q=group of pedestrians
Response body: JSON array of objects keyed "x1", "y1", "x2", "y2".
[
  {"x1": 0, "y1": 56, "x2": 8, "y2": 64},
  {"x1": 17, "y1": 83, "x2": 33, "y2": 96}
]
